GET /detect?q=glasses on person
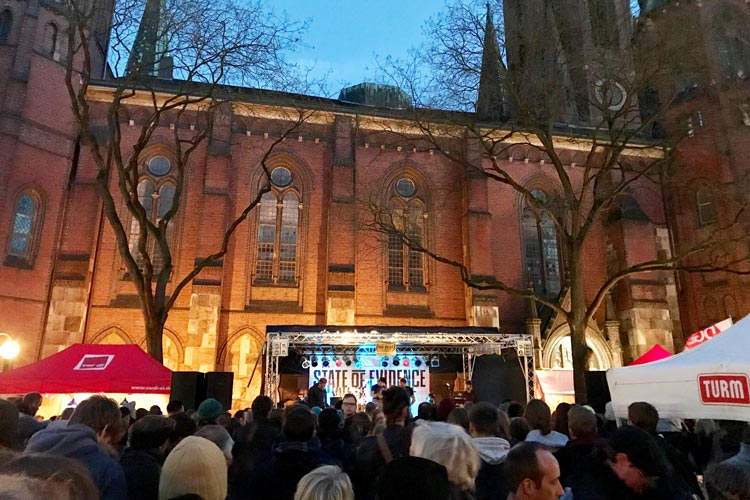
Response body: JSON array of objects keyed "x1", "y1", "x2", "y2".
[{"x1": 342, "y1": 402, "x2": 357, "y2": 406}]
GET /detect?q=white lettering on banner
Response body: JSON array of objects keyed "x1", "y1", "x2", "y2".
[
  {"x1": 309, "y1": 357, "x2": 431, "y2": 403},
  {"x1": 698, "y1": 374, "x2": 750, "y2": 405},
  {"x1": 685, "y1": 318, "x2": 733, "y2": 349},
  {"x1": 73, "y1": 354, "x2": 115, "y2": 371}
]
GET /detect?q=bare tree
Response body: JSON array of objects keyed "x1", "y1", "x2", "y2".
[
  {"x1": 366, "y1": 0, "x2": 750, "y2": 401},
  {"x1": 59, "y1": 0, "x2": 312, "y2": 361}
]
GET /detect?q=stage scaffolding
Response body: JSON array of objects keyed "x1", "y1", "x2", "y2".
[{"x1": 263, "y1": 325, "x2": 535, "y2": 403}]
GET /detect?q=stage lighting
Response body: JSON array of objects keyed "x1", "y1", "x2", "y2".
[
  {"x1": 430, "y1": 356, "x2": 440, "y2": 368},
  {"x1": 311, "y1": 356, "x2": 319, "y2": 368},
  {"x1": 392, "y1": 357, "x2": 400, "y2": 366},
  {"x1": 345, "y1": 357, "x2": 352, "y2": 367},
  {"x1": 381, "y1": 357, "x2": 389, "y2": 368},
  {"x1": 402, "y1": 357, "x2": 410, "y2": 367},
  {"x1": 335, "y1": 359, "x2": 343, "y2": 367},
  {"x1": 301, "y1": 358, "x2": 311, "y2": 369},
  {"x1": 323, "y1": 357, "x2": 330, "y2": 367},
  {"x1": 414, "y1": 358, "x2": 422, "y2": 367}
]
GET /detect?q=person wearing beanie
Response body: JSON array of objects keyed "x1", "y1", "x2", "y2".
[
  {"x1": 159, "y1": 436, "x2": 227, "y2": 500},
  {"x1": 120, "y1": 415, "x2": 174, "y2": 500},
  {"x1": 197, "y1": 398, "x2": 223, "y2": 426},
  {"x1": 569, "y1": 425, "x2": 693, "y2": 500}
]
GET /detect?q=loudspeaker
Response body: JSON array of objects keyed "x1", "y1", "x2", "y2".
[
  {"x1": 205, "y1": 372, "x2": 234, "y2": 412},
  {"x1": 584, "y1": 371, "x2": 611, "y2": 414},
  {"x1": 472, "y1": 354, "x2": 527, "y2": 406},
  {"x1": 171, "y1": 371, "x2": 206, "y2": 412}
]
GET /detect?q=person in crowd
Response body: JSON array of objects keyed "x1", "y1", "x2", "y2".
[
  {"x1": 293, "y1": 465, "x2": 353, "y2": 500},
  {"x1": 229, "y1": 395, "x2": 283, "y2": 499},
  {"x1": 410, "y1": 420, "x2": 480, "y2": 500},
  {"x1": 505, "y1": 442, "x2": 564, "y2": 500},
  {"x1": 376, "y1": 455, "x2": 452, "y2": 500},
  {"x1": 524, "y1": 399, "x2": 568, "y2": 451},
  {"x1": 244, "y1": 404, "x2": 331, "y2": 500},
  {"x1": 355, "y1": 386, "x2": 412, "y2": 500},
  {"x1": 569, "y1": 425, "x2": 693, "y2": 500},
  {"x1": 120, "y1": 415, "x2": 174, "y2": 500},
  {"x1": 711, "y1": 420, "x2": 750, "y2": 464},
  {"x1": 0, "y1": 399, "x2": 22, "y2": 451},
  {"x1": 463, "y1": 380, "x2": 478, "y2": 404},
  {"x1": 195, "y1": 424, "x2": 234, "y2": 465},
  {"x1": 497, "y1": 408, "x2": 511, "y2": 440},
  {"x1": 159, "y1": 435, "x2": 227, "y2": 500},
  {"x1": 0, "y1": 452, "x2": 100, "y2": 500},
  {"x1": 135, "y1": 408, "x2": 149, "y2": 420},
  {"x1": 307, "y1": 378, "x2": 328, "y2": 408},
  {"x1": 17, "y1": 392, "x2": 45, "y2": 443},
  {"x1": 416, "y1": 402, "x2": 437, "y2": 422},
  {"x1": 555, "y1": 405, "x2": 598, "y2": 487},
  {"x1": 371, "y1": 377, "x2": 387, "y2": 399},
  {"x1": 469, "y1": 402, "x2": 510, "y2": 500},
  {"x1": 628, "y1": 401, "x2": 703, "y2": 498},
  {"x1": 196, "y1": 398, "x2": 223, "y2": 427},
  {"x1": 438, "y1": 398, "x2": 456, "y2": 422},
  {"x1": 399, "y1": 378, "x2": 416, "y2": 406},
  {"x1": 166, "y1": 400, "x2": 184, "y2": 416},
  {"x1": 317, "y1": 408, "x2": 353, "y2": 470},
  {"x1": 705, "y1": 431, "x2": 750, "y2": 500},
  {"x1": 552, "y1": 403, "x2": 572, "y2": 437},
  {"x1": 509, "y1": 417, "x2": 530, "y2": 446},
  {"x1": 167, "y1": 411, "x2": 197, "y2": 451},
  {"x1": 340, "y1": 394, "x2": 357, "y2": 437},
  {"x1": 25, "y1": 395, "x2": 127, "y2": 500},
  {"x1": 507, "y1": 401, "x2": 525, "y2": 419},
  {"x1": 447, "y1": 407, "x2": 470, "y2": 433},
  {"x1": 348, "y1": 412, "x2": 372, "y2": 446},
  {"x1": 149, "y1": 405, "x2": 163, "y2": 415}
]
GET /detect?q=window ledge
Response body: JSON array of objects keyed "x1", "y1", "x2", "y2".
[{"x1": 3, "y1": 255, "x2": 33, "y2": 269}]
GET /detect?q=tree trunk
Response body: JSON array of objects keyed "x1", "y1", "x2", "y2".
[
  {"x1": 144, "y1": 316, "x2": 164, "y2": 363},
  {"x1": 568, "y1": 247, "x2": 589, "y2": 403}
]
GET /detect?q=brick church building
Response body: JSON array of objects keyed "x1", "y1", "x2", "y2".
[{"x1": 1, "y1": 0, "x2": 749, "y2": 405}]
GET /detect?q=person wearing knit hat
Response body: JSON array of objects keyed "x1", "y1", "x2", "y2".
[
  {"x1": 197, "y1": 398, "x2": 223, "y2": 426},
  {"x1": 159, "y1": 436, "x2": 227, "y2": 500}
]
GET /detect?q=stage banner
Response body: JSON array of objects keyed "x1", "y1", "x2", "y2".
[{"x1": 309, "y1": 356, "x2": 430, "y2": 405}]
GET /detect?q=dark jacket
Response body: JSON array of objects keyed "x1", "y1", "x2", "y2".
[
  {"x1": 555, "y1": 436, "x2": 597, "y2": 488},
  {"x1": 473, "y1": 437, "x2": 510, "y2": 500},
  {"x1": 306, "y1": 384, "x2": 327, "y2": 408},
  {"x1": 354, "y1": 424, "x2": 412, "y2": 500},
  {"x1": 244, "y1": 438, "x2": 330, "y2": 500},
  {"x1": 25, "y1": 423, "x2": 127, "y2": 500},
  {"x1": 119, "y1": 448, "x2": 163, "y2": 500},
  {"x1": 229, "y1": 418, "x2": 283, "y2": 499},
  {"x1": 18, "y1": 413, "x2": 46, "y2": 443}
]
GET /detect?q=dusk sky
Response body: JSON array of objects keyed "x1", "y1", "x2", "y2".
[{"x1": 273, "y1": 0, "x2": 445, "y2": 96}]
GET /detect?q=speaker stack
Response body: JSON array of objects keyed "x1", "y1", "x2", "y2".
[{"x1": 170, "y1": 371, "x2": 234, "y2": 412}]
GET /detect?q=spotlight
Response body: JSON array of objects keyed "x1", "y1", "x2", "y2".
[
  {"x1": 430, "y1": 356, "x2": 440, "y2": 368},
  {"x1": 312, "y1": 359, "x2": 319, "y2": 368},
  {"x1": 402, "y1": 357, "x2": 410, "y2": 367},
  {"x1": 323, "y1": 357, "x2": 330, "y2": 368},
  {"x1": 392, "y1": 357, "x2": 400, "y2": 367},
  {"x1": 302, "y1": 359, "x2": 310, "y2": 369},
  {"x1": 414, "y1": 357, "x2": 422, "y2": 367},
  {"x1": 345, "y1": 357, "x2": 352, "y2": 367},
  {"x1": 335, "y1": 359, "x2": 343, "y2": 367},
  {"x1": 381, "y1": 357, "x2": 389, "y2": 368}
]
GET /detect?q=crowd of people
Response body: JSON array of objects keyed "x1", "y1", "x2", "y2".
[{"x1": 0, "y1": 386, "x2": 748, "y2": 500}]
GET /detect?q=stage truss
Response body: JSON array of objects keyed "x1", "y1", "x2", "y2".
[{"x1": 263, "y1": 326, "x2": 535, "y2": 403}]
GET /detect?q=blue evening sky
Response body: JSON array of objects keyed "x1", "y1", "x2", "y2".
[{"x1": 273, "y1": 1, "x2": 446, "y2": 96}]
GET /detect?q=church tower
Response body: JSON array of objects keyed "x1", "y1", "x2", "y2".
[
  {"x1": 475, "y1": 4, "x2": 507, "y2": 122},
  {"x1": 503, "y1": 0, "x2": 633, "y2": 124}
]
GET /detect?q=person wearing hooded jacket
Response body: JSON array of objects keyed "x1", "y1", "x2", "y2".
[
  {"x1": 468, "y1": 402, "x2": 510, "y2": 500},
  {"x1": 25, "y1": 395, "x2": 127, "y2": 500}
]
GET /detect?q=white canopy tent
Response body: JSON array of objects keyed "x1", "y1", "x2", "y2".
[{"x1": 607, "y1": 315, "x2": 750, "y2": 421}]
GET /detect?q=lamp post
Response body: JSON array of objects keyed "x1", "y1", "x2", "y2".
[{"x1": 0, "y1": 333, "x2": 20, "y2": 371}]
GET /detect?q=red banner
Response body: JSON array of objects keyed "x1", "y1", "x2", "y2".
[
  {"x1": 699, "y1": 374, "x2": 750, "y2": 405},
  {"x1": 685, "y1": 318, "x2": 733, "y2": 349}
]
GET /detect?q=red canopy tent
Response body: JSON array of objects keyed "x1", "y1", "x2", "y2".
[
  {"x1": 0, "y1": 344, "x2": 171, "y2": 394},
  {"x1": 628, "y1": 345, "x2": 672, "y2": 366}
]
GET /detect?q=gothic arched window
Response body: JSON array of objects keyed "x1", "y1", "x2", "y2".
[
  {"x1": 44, "y1": 22, "x2": 58, "y2": 58},
  {"x1": 522, "y1": 190, "x2": 561, "y2": 298},
  {"x1": 387, "y1": 177, "x2": 426, "y2": 292},
  {"x1": 127, "y1": 156, "x2": 176, "y2": 275},
  {"x1": 0, "y1": 9, "x2": 12, "y2": 44},
  {"x1": 254, "y1": 166, "x2": 300, "y2": 285},
  {"x1": 6, "y1": 192, "x2": 42, "y2": 266}
]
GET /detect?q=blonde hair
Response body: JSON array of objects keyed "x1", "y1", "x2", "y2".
[
  {"x1": 293, "y1": 465, "x2": 353, "y2": 500},
  {"x1": 410, "y1": 421, "x2": 480, "y2": 491},
  {"x1": 159, "y1": 436, "x2": 227, "y2": 500}
]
